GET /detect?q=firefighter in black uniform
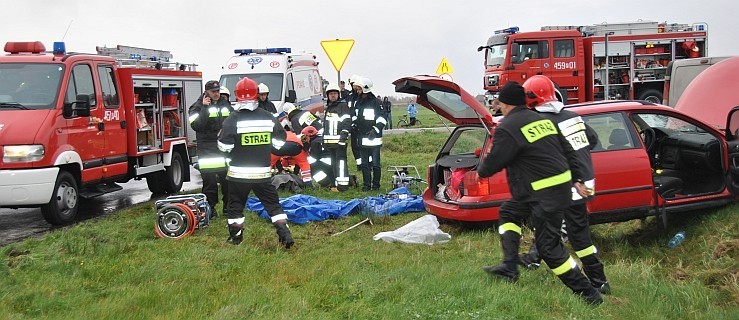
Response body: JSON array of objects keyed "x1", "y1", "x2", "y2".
[
  {"x1": 283, "y1": 102, "x2": 323, "y2": 134},
  {"x1": 347, "y1": 75, "x2": 362, "y2": 171},
  {"x1": 257, "y1": 83, "x2": 278, "y2": 114},
  {"x1": 519, "y1": 75, "x2": 610, "y2": 294},
  {"x1": 322, "y1": 83, "x2": 352, "y2": 191},
  {"x1": 300, "y1": 126, "x2": 333, "y2": 188},
  {"x1": 188, "y1": 80, "x2": 233, "y2": 219},
  {"x1": 218, "y1": 77, "x2": 293, "y2": 248},
  {"x1": 477, "y1": 82, "x2": 602, "y2": 305},
  {"x1": 353, "y1": 77, "x2": 386, "y2": 191}
]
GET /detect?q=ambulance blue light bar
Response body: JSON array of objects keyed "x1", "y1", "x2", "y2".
[
  {"x1": 494, "y1": 27, "x2": 519, "y2": 34},
  {"x1": 234, "y1": 47, "x2": 292, "y2": 55}
]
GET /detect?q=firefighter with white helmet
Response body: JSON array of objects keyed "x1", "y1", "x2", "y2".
[
  {"x1": 218, "y1": 77, "x2": 293, "y2": 248},
  {"x1": 283, "y1": 102, "x2": 323, "y2": 134},
  {"x1": 353, "y1": 77, "x2": 386, "y2": 191},
  {"x1": 219, "y1": 87, "x2": 231, "y2": 102},
  {"x1": 519, "y1": 75, "x2": 610, "y2": 294},
  {"x1": 257, "y1": 83, "x2": 277, "y2": 114},
  {"x1": 188, "y1": 80, "x2": 233, "y2": 220},
  {"x1": 478, "y1": 82, "x2": 602, "y2": 305},
  {"x1": 347, "y1": 75, "x2": 363, "y2": 171},
  {"x1": 321, "y1": 83, "x2": 352, "y2": 191}
]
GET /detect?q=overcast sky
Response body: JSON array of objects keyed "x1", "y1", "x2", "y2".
[{"x1": 4, "y1": 0, "x2": 736, "y2": 97}]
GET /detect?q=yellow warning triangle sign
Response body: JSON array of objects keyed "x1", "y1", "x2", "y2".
[
  {"x1": 436, "y1": 57, "x2": 454, "y2": 75},
  {"x1": 321, "y1": 39, "x2": 355, "y2": 72}
]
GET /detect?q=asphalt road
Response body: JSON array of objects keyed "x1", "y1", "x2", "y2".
[{"x1": 0, "y1": 167, "x2": 203, "y2": 247}]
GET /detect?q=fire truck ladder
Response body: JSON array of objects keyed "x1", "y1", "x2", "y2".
[{"x1": 96, "y1": 45, "x2": 198, "y2": 71}]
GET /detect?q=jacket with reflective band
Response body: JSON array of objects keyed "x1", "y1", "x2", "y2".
[
  {"x1": 188, "y1": 97, "x2": 234, "y2": 172},
  {"x1": 538, "y1": 109, "x2": 599, "y2": 204},
  {"x1": 477, "y1": 106, "x2": 571, "y2": 210},
  {"x1": 218, "y1": 108, "x2": 287, "y2": 183},
  {"x1": 289, "y1": 110, "x2": 323, "y2": 134},
  {"x1": 353, "y1": 93, "x2": 386, "y2": 147},
  {"x1": 306, "y1": 136, "x2": 333, "y2": 187},
  {"x1": 322, "y1": 99, "x2": 351, "y2": 147}
]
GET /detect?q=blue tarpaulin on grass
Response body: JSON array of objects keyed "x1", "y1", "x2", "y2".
[{"x1": 246, "y1": 187, "x2": 426, "y2": 225}]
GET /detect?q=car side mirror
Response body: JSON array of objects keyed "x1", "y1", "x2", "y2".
[
  {"x1": 285, "y1": 90, "x2": 297, "y2": 103},
  {"x1": 63, "y1": 94, "x2": 91, "y2": 118}
]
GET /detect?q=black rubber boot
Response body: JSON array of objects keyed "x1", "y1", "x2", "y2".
[
  {"x1": 582, "y1": 258, "x2": 610, "y2": 294},
  {"x1": 578, "y1": 286, "x2": 604, "y2": 305},
  {"x1": 209, "y1": 203, "x2": 218, "y2": 220},
  {"x1": 519, "y1": 244, "x2": 541, "y2": 270},
  {"x1": 274, "y1": 222, "x2": 294, "y2": 249},
  {"x1": 227, "y1": 223, "x2": 243, "y2": 245},
  {"x1": 483, "y1": 263, "x2": 520, "y2": 282}
]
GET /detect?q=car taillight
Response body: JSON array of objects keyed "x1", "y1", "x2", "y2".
[{"x1": 463, "y1": 171, "x2": 490, "y2": 196}]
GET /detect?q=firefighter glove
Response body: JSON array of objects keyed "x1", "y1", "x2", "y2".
[{"x1": 339, "y1": 131, "x2": 348, "y2": 145}]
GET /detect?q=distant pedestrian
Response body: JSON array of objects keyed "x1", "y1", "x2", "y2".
[
  {"x1": 339, "y1": 80, "x2": 351, "y2": 100},
  {"x1": 382, "y1": 96, "x2": 393, "y2": 129},
  {"x1": 407, "y1": 101, "x2": 418, "y2": 126}
]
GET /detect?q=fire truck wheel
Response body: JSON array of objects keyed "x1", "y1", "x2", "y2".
[
  {"x1": 146, "y1": 173, "x2": 167, "y2": 194},
  {"x1": 637, "y1": 89, "x2": 663, "y2": 104},
  {"x1": 163, "y1": 152, "x2": 185, "y2": 194},
  {"x1": 40, "y1": 171, "x2": 79, "y2": 225}
]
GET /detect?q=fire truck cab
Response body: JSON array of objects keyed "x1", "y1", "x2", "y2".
[
  {"x1": 218, "y1": 47, "x2": 324, "y2": 117},
  {"x1": 480, "y1": 21, "x2": 708, "y2": 106},
  {"x1": 0, "y1": 42, "x2": 202, "y2": 225}
]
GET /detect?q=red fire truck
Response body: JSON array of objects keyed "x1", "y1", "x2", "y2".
[
  {"x1": 0, "y1": 42, "x2": 202, "y2": 225},
  {"x1": 478, "y1": 21, "x2": 708, "y2": 105}
]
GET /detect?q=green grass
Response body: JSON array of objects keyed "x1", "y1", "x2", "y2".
[
  {"x1": 1, "y1": 131, "x2": 738, "y2": 319},
  {"x1": 387, "y1": 104, "x2": 455, "y2": 129}
]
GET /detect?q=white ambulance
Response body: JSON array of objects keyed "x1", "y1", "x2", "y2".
[{"x1": 219, "y1": 47, "x2": 325, "y2": 116}]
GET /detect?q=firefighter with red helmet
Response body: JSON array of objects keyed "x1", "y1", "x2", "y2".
[
  {"x1": 520, "y1": 75, "x2": 610, "y2": 294},
  {"x1": 188, "y1": 80, "x2": 233, "y2": 220},
  {"x1": 322, "y1": 83, "x2": 352, "y2": 191},
  {"x1": 218, "y1": 77, "x2": 293, "y2": 248},
  {"x1": 477, "y1": 82, "x2": 602, "y2": 305},
  {"x1": 300, "y1": 126, "x2": 333, "y2": 188}
]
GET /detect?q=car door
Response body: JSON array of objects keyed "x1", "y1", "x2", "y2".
[
  {"x1": 725, "y1": 107, "x2": 739, "y2": 197},
  {"x1": 64, "y1": 62, "x2": 106, "y2": 183},
  {"x1": 582, "y1": 111, "x2": 655, "y2": 217}
]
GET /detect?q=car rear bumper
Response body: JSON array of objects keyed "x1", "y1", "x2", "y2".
[
  {"x1": 0, "y1": 167, "x2": 58, "y2": 206},
  {"x1": 422, "y1": 188, "x2": 502, "y2": 222}
]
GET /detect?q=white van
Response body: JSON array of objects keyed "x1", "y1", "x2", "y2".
[
  {"x1": 663, "y1": 56, "x2": 732, "y2": 107},
  {"x1": 219, "y1": 47, "x2": 325, "y2": 114}
]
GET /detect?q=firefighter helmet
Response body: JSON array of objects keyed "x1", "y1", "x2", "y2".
[
  {"x1": 235, "y1": 77, "x2": 259, "y2": 102},
  {"x1": 283, "y1": 102, "x2": 299, "y2": 114},
  {"x1": 258, "y1": 83, "x2": 269, "y2": 94},
  {"x1": 326, "y1": 83, "x2": 340, "y2": 94},
  {"x1": 301, "y1": 125, "x2": 318, "y2": 137},
  {"x1": 356, "y1": 77, "x2": 373, "y2": 94},
  {"x1": 522, "y1": 75, "x2": 558, "y2": 108},
  {"x1": 348, "y1": 74, "x2": 361, "y2": 85},
  {"x1": 219, "y1": 87, "x2": 230, "y2": 98}
]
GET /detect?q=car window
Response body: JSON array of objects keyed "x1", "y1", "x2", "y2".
[
  {"x1": 583, "y1": 112, "x2": 635, "y2": 151},
  {"x1": 449, "y1": 128, "x2": 488, "y2": 155},
  {"x1": 633, "y1": 113, "x2": 703, "y2": 133}
]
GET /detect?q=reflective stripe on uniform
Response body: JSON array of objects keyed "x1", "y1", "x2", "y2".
[
  {"x1": 220, "y1": 107, "x2": 230, "y2": 117},
  {"x1": 307, "y1": 156, "x2": 317, "y2": 164},
  {"x1": 272, "y1": 138, "x2": 286, "y2": 149},
  {"x1": 228, "y1": 217, "x2": 245, "y2": 225},
  {"x1": 313, "y1": 171, "x2": 328, "y2": 182},
  {"x1": 198, "y1": 157, "x2": 227, "y2": 169},
  {"x1": 531, "y1": 170, "x2": 571, "y2": 191},
  {"x1": 188, "y1": 113, "x2": 199, "y2": 123},
  {"x1": 575, "y1": 245, "x2": 597, "y2": 258},
  {"x1": 498, "y1": 222, "x2": 521, "y2": 235},
  {"x1": 548, "y1": 257, "x2": 578, "y2": 276},
  {"x1": 271, "y1": 214, "x2": 288, "y2": 222},
  {"x1": 237, "y1": 120, "x2": 274, "y2": 133},
  {"x1": 218, "y1": 140, "x2": 234, "y2": 153},
  {"x1": 320, "y1": 157, "x2": 332, "y2": 165},
  {"x1": 361, "y1": 137, "x2": 382, "y2": 146},
  {"x1": 376, "y1": 116, "x2": 387, "y2": 126},
  {"x1": 298, "y1": 112, "x2": 318, "y2": 126},
  {"x1": 520, "y1": 119, "x2": 558, "y2": 143},
  {"x1": 558, "y1": 116, "x2": 586, "y2": 137},
  {"x1": 356, "y1": 158, "x2": 362, "y2": 165},
  {"x1": 227, "y1": 165, "x2": 271, "y2": 179}
]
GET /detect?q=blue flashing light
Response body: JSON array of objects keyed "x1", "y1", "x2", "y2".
[
  {"x1": 494, "y1": 27, "x2": 519, "y2": 35},
  {"x1": 234, "y1": 47, "x2": 292, "y2": 55},
  {"x1": 129, "y1": 53, "x2": 142, "y2": 60},
  {"x1": 53, "y1": 42, "x2": 66, "y2": 55}
]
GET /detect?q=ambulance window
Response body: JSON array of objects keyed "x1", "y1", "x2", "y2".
[
  {"x1": 554, "y1": 40, "x2": 575, "y2": 58},
  {"x1": 98, "y1": 65, "x2": 119, "y2": 108},
  {"x1": 65, "y1": 64, "x2": 96, "y2": 108}
]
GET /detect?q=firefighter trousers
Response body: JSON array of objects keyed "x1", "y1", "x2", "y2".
[
  {"x1": 350, "y1": 129, "x2": 361, "y2": 169},
  {"x1": 225, "y1": 181, "x2": 285, "y2": 220},
  {"x1": 327, "y1": 146, "x2": 349, "y2": 190},
  {"x1": 200, "y1": 170, "x2": 228, "y2": 213},
  {"x1": 498, "y1": 199, "x2": 593, "y2": 294},
  {"x1": 358, "y1": 146, "x2": 381, "y2": 189}
]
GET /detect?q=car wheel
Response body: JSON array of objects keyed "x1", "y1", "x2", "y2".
[
  {"x1": 638, "y1": 89, "x2": 663, "y2": 104},
  {"x1": 40, "y1": 171, "x2": 79, "y2": 225}
]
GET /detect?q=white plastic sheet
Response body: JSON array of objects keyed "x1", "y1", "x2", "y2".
[{"x1": 372, "y1": 214, "x2": 451, "y2": 245}]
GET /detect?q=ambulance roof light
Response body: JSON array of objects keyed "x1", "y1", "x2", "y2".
[
  {"x1": 234, "y1": 47, "x2": 292, "y2": 55},
  {"x1": 494, "y1": 27, "x2": 519, "y2": 35},
  {"x1": 4, "y1": 41, "x2": 46, "y2": 54},
  {"x1": 53, "y1": 42, "x2": 66, "y2": 55}
]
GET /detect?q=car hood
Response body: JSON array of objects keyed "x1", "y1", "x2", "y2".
[
  {"x1": 675, "y1": 56, "x2": 739, "y2": 129},
  {"x1": 0, "y1": 110, "x2": 50, "y2": 144},
  {"x1": 393, "y1": 75, "x2": 494, "y2": 126}
]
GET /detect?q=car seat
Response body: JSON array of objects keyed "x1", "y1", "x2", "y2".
[{"x1": 607, "y1": 128, "x2": 630, "y2": 150}]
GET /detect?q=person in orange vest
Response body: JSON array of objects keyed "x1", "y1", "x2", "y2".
[{"x1": 271, "y1": 130, "x2": 313, "y2": 187}]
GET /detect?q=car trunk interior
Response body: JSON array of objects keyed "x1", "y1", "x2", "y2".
[{"x1": 430, "y1": 126, "x2": 490, "y2": 202}]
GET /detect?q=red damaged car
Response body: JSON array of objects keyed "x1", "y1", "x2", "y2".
[{"x1": 393, "y1": 75, "x2": 739, "y2": 226}]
